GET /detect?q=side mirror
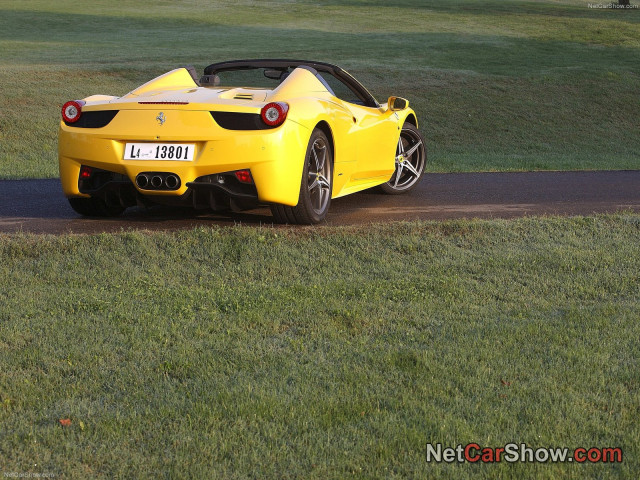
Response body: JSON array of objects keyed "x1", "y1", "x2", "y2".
[{"x1": 388, "y1": 96, "x2": 409, "y2": 111}]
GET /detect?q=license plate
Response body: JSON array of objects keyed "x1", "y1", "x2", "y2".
[{"x1": 124, "y1": 143, "x2": 195, "y2": 161}]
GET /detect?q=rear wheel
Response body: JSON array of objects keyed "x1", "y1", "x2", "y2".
[
  {"x1": 271, "y1": 129, "x2": 333, "y2": 224},
  {"x1": 380, "y1": 123, "x2": 426, "y2": 194},
  {"x1": 68, "y1": 197, "x2": 126, "y2": 217}
]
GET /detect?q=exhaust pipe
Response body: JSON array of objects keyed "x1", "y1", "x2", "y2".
[
  {"x1": 165, "y1": 174, "x2": 180, "y2": 189},
  {"x1": 150, "y1": 175, "x2": 163, "y2": 188},
  {"x1": 136, "y1": 174, "x2": 149, "y2": 189},
  {"x1": 136, "y1": 172, "x2": 179, "y2": 190}
]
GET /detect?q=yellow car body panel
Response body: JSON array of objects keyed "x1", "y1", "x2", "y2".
[
  {"x1": 59, "y1": 62, "x2": 419, "y2": 208},
  {"x1": 122, "y1": 68, "x2": 200, "y2": 98},
  {"x1": 59, "y1": 114, "x2": 308, "y2": 205}
]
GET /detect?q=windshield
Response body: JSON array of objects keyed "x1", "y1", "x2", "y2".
[
  {"x1": 213, "y1": 68, "x2": 288, "y2": 88},
  {"x1": 210, "y1": 67, "x2": 366, "y2": 105}
]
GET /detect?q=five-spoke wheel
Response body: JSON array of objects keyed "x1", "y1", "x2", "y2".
[
  {"x1": 306, "y1": 135, "x2": 331, "y2": 216},
  {"x1": 380, "y1": 123, "x2": 426, "y2": 194},
  {"x1": 270, "y1": 128, "x2": 333, "y2": 224}
]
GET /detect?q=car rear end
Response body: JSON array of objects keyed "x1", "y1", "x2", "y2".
[{"x1": 58, "y1": 95, "x2": 308, "y2": 213}]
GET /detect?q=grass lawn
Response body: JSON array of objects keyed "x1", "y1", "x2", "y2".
[
  {"x1": 1, "y1": 1, "x2": 639, "y2": 478},
  {"x1": 0, "y1": 215, "x2": 639, "y2": 478},
  {"x1": 0, "y1": 0, "x2": 639, "y2": 178}
]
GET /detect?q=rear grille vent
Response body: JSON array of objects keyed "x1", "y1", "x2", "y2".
[
  {"x1": 233, "y1": 94, "x2": 254, "y2": 100},
  {"x1": 64, "y1": 110, "x2": 118, "y2": 128},
  {"x1": 210, "y1": 112, "x2": 271, "y2": 130}
]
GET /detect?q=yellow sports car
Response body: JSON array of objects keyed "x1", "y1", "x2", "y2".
[{"x1": 58, "y1": 59, "x2": 426, "y2": 224}]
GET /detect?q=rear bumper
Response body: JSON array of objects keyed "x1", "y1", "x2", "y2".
[
  {"x1": 58, "y1": 111, "x2": 310, "y2": 206},
  {"x1": 76, "y1": 167, "x2": 260, "y2": 211}
]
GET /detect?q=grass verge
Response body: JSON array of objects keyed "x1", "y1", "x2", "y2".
[{"x1": 0, "y1": 214, "x2": 638, "y2": 478}]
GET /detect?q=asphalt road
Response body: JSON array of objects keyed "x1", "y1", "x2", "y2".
[{"x1": 0, "y1": 171, "x2": 638, "y2": 234}]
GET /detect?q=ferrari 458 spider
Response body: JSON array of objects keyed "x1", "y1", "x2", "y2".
[{"x1": 58, "y1": 59, "x2": 426, "y2": 224}]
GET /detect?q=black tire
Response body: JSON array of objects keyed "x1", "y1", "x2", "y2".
[
  {"x1": 380, "y1": 123, "x2": 426, "y2": 194},
  {"x1": 68, "y1": 197, "x2": 126, "y2": 217},
  {"x1": 271, "y1": 129, "x2": 333, "y2": 224}
]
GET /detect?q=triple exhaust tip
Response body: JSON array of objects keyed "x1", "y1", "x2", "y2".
[
  {"x1": 165, "y1": 174, "x2": 179, "y2": 189},
  {"x1": 136, "y1": 173, "x2": 180, "y2": 190},
  {"x1": 136, "y1": 174, "x2": 149, "y2": 188}
]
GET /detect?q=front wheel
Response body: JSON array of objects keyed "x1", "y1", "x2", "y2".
[
  {"x1": 380, "y1": 123, "x2": 426, "y2": 194},
  {"x1": 271, "y1": 129, "x2": 333, "y2": 224}
]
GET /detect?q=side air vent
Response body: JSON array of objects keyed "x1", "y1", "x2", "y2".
[
  {"x1": 233, "y1": 93, "x2": 254, "y2": 100},
  {"x1": 210, "y1": 111, "x2": 272, "y2": 130},
  {"x1": 64, "y1": 110, "x2": 118, "y2": 128}
]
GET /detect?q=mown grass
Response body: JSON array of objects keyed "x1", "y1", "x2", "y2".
[
  {"x1": 0, "y1": 2, "x2": 639, "y2": 477},
  {"x1": 0, "y1": 0, "x2": 638, "y2": 178},
  {"x1": 0, "y1": 215, "x2": 639, "y2": 478}
]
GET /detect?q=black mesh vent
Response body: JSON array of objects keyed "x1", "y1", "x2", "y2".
[
  {"x1": 210, "y1": 111, "x2": 271, "y2": 130},
  {"x1": 65, "y1": 110, "x2": 118, "y2": 128}
]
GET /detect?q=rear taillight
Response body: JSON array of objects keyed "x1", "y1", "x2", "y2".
[
  {"x1": 260, "y1": 102, "x2": 288, "y2": 127},
  {"x1": 62, "y1": 100, "x2": 85, "y2": 123},
  {"x1": 234, "y1": 169, "x2": 253, "y2": 184},
  {"x1": 79, "y1": 165, "x2": 92, "y2": 178}
]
